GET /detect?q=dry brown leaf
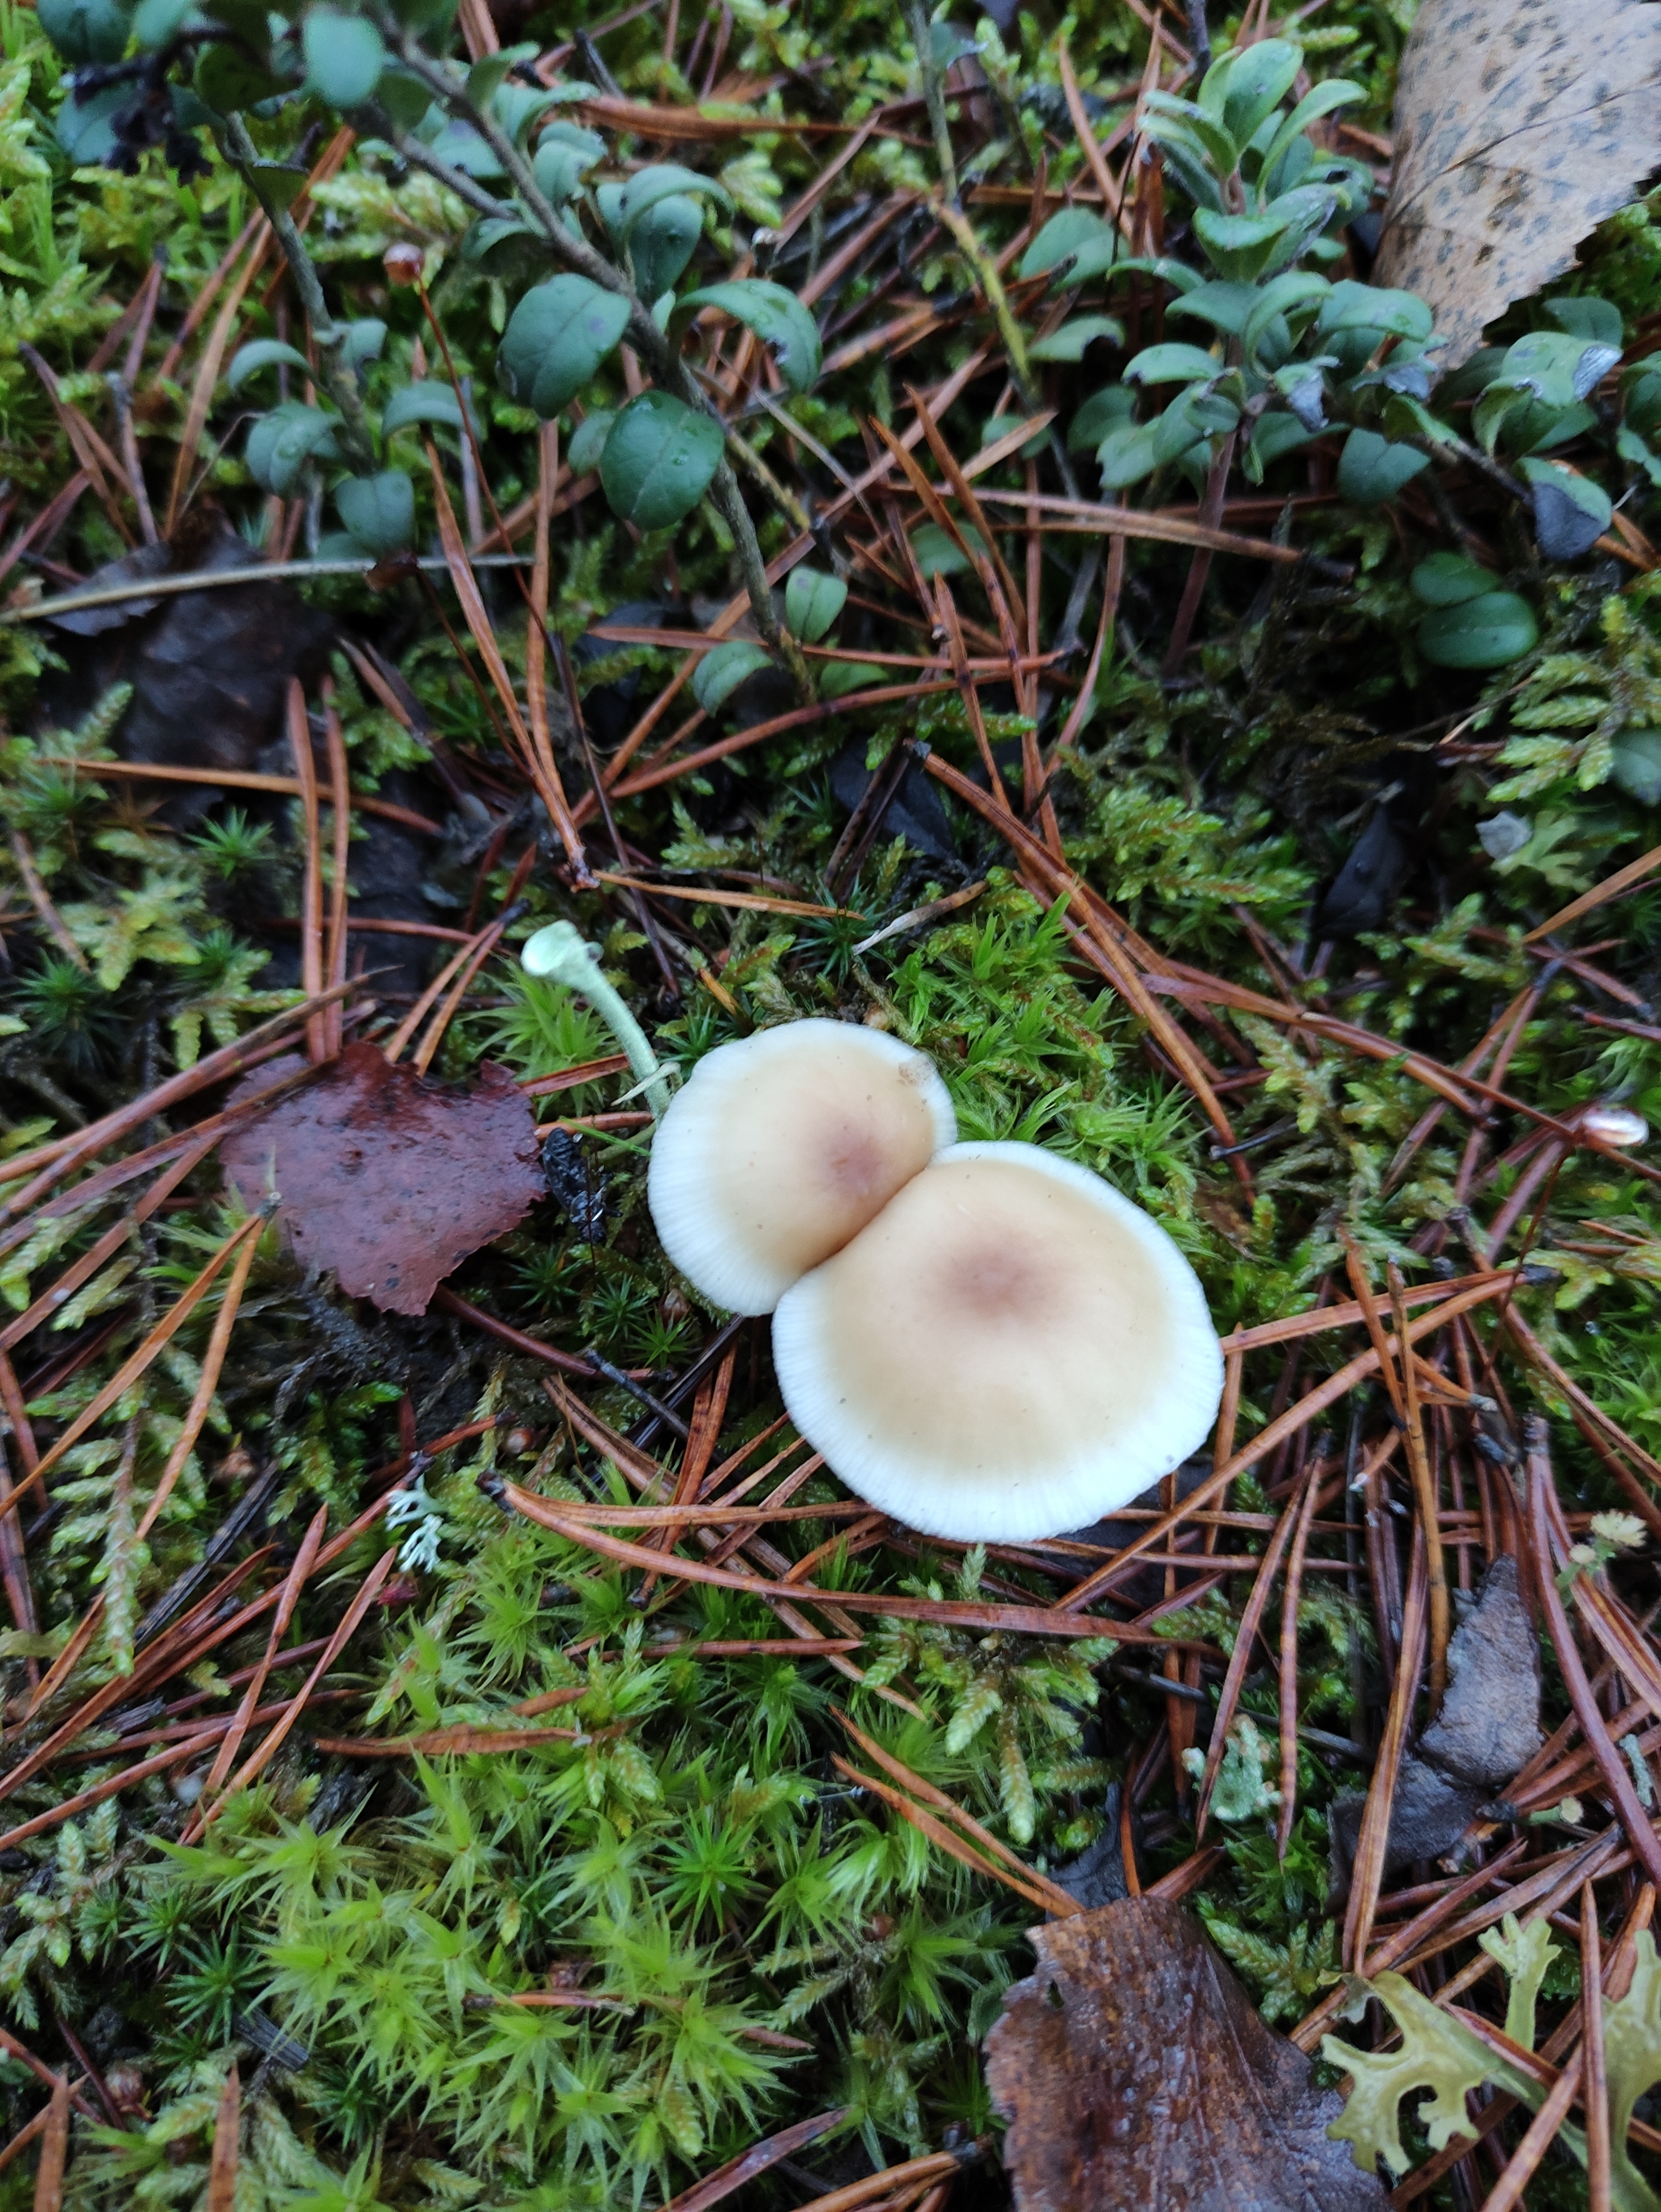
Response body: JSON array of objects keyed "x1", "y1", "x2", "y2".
[
  {"x1": 985, "y1": 1897, "x2": 1388, "y2": 2211},
  {"x1": 1374, "y1": 0, "x2": 1661, "y2": 372},
  {"x1": 221, "y1": 1042, "x2": 545, "y2": 1314}
]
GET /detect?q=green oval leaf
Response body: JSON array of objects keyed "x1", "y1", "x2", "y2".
[
  {"x1": 493, "y1": 81, "x2": 555, "y2": 148},
  {"x1": 1612, "y1": 729, "x2": 1661, "y2": 806},
  {"x1": 1027, "y1": 315, "x2": 1122, "y2": 363},
  {"x1": 374, "y1": 62, "x2": 432, "y2": 129},
  {"x1": 1242, "y1": 271, "x2": 1328, "y2": 364},
  {"x1": 336, "y1": 469, "x2": 414, "y2": 556},
  {"x1": 1166, "y1": 280, "x2": 1256, "y2": 336},
  {"x1": 599, "y1": 392, "x2": 723, "y2": 531},
  {"x1": 566, "y1": 410, "x2": 614, "y2": 474},
  {"x1": 1068, "y1": 385, "x2": 1135, "y2": 453},
  {"x1": 609, "y1": 162, "x2": 732, "y2": 244},
  {"x1": 1191, "y1": 205, "x2": 1296, "y2": 282},
  {"x1": 1153, "y1": 385, "x2": 1238, "y2": 465},
  {"x1": 1209, "y1": 37, "x2": 1303, "y2": 153},
  {"x1": 1410, "y1": 552, "x2": 1495, "y2": 607},
  {"x1": 692, "y1": 640, "x2": 773, "y2": 713},
  {"x1": 342, "y1": 318, "x2": 387, "y2": 367},
  {"x1": 818, "y1": 659, "x2": 887, "y2": 701},
  {"x1": 1336, "y1": 427, "x2": 1428, "y2": 506},
  {"x1": 785, "y1": 567, "x2": 846, "y2": 644},
  {"x1": 1501, "y1": 329, "x2": 1620, "y2": 405},
  {"x1": 56, "y1": 84, "x2": 129, "y2": 165},
  {"x1": 498, "y1": 275, "x2": 631, "y2": 418},
  {"x1": 680, "y1": 279, "x2": 822, "y2": 394},
  {"x1": 1018, "y1": 208, "x2": 1116, "y2": 283},
  {"x1": 228, "y1": 340, "x2": 313, "y2": 395},
  {"x1": 37, "y1": 0, "x2": 132, "y2": 65},
  {"x1": 302, "y1": 6, "x2": 384, "y2": 109},
  {"x1": 463, "y1": 215, "x2": 534, "y2": 261},
  {"x1": 131, "y1": 0, "x2": 191, "y2": 48},
  {"x1": 246, "y1": 402, "x2": 340, "y2": 495},
  {"x1": 1418, "y1": 592, "x2": 1539, "y2": 671},
  {"x1": 629, "y1": 195, "x2": 703, "y2": 304},
  {"x1": 1124, "y1": 342, "x2": 1221, "y2": 387},
  {"x1": 1249, "y1": 410, "x2": 1318, "y2": 472},
  {"x1": 533, "y1": 136, "x2": 596, "y2": 207},
  {"x1": 1094, "y1": 419, "x2": 1159, "y2": 488},
  {"x1": 1255, "y1": 79, "x2": 1364, "y2": 191},
  {"x1": 1318, "y1": 279, "x2": 1434, "y2": 346},
  {"x1": 381, "y1": 381, "x2": 471, "y2": 436},
  {"x1": 1544, "y1": 295, "x2": 1623, "y2": 349},
  {"x1": 911, "y1": 522, "x2": 986, "y2": 578},
  {"x1": 195, "y1": 40, "x2": 287, "y2": 110}
]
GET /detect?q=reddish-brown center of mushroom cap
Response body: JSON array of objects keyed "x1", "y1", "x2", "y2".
[
  {"x1": 792, "y1": 1153, "x2": 1178, "y2": 1472},
  {"x1": 951, "y1": 1241, "x2": 1042, "y2": 1319},
  {"x1": 705, "y1": 1048, "x2": 943, "y2": 1282}
]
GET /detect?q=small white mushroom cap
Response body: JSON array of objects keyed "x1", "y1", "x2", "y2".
[
  {"x1": 1573, "y1": 1102, "x2": 1648, "y2": 1151},
  {"x1": 771, "y1": 1141, "x2": 1224, "y2": 1542},
  {"x1": 647, "y1": 1020, "x2": 957, "y2": 1315}
]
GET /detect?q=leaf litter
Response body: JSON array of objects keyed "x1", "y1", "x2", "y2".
[
  {"x1": 3, "y1": 0, "x2": 1661, "y2": 2200},
  {"x1": 986, "y1": 1898, "x2": 1388, "y2": 2210}
]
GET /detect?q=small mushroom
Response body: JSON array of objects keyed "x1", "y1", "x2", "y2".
[
  {"x1": 771, "y1": 1142, "x2": 1224, "y2": 1542},
  {"x1": 1573, "y1": 1101, "x2": 1648, "y2": 1151},
  {"x1": 647, "y1": 1019, "x2": 956, "y2": 1315}
]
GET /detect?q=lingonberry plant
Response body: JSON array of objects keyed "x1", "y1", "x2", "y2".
[{"x1": 38, "y1": 0, "x2": 827, "y2": 688}]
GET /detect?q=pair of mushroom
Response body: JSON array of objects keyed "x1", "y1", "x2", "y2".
[{"x1": 646, "y1": 1021, "x2": 1224, "y2": 1542}]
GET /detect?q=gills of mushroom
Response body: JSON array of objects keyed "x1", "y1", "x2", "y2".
[
  {"x1": 646, "y1": 1019, "x2": 958, "y2": 1316},
  {"x1": 771, "y1": 1142, "x2": 1224, "y2": 1543}
]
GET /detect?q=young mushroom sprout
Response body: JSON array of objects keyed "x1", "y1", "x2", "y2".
[
  {"x1": 639, "y1": 1019, "x2": 1224, "y2": 1542},
  {"x1": 772, "y1": 1142, "x2": 1223, "y2": 1542},
  {"x1": 647, "y1": 1019, "x2": 957, "y2": 1314}
]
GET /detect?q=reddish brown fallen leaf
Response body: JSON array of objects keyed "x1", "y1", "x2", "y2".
[
  {"x1": 985, "y1": 1898, "x2": 1388, "y2": 2210},
  {"x1": 221, "y1": 1042, "x2": 544, "y2": 1314}
]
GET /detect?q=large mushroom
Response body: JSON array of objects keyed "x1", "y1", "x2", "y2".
[
  {"x1": 774, "y1": 1142, "x2": 1223, "y2": 1542},
  {"x1": 646, "y1": 1018, "x2": 957, "y2": 1315},
  {"x1": 646, "y1": 1023, "x2": 1222, "y2": 1543}
]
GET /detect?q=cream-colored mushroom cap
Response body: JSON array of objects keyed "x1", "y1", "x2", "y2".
[
  {"x1": 647, "y1": 1020, "x2": 957, "y2": 1315},
  {"x1": 1574, "y1": 1102, "x2": 1648, "y2": 1150},
  {"x1": 771, "y1": 1141, "x2": 1223, "y2": 1541}
]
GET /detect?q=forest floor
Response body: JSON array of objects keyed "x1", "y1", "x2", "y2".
[{"x1": 3, "y1": 0, "x2": 1661, "y2": 2203}]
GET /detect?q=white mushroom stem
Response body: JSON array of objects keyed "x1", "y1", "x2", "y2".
[{"x1": 521, "y1": 920, "x2": 672, "y2": 1121}]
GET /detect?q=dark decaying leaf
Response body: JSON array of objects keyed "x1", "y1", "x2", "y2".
[
  {"x1": 1332, "y1": 1558, "x2": 1543, "y2": 1880},
  {"x1": 221, "y1": 1042, "x2": 545, "y2": 1314},
  {"x1": 1329, "y1": 1760, "x2": 1487, "y2": 1883},
  {"x1": 1050, "y1": 1780, "x2": 1135, "y2": 1911},
  {"x1": 985, "y1": 1897, "x2": 1388, "y2": 2211},
  {"x1": 50, "y1": 513, "x2": 336, "y2": 823},
  {"x1": 830, "y1": 737, "x2": 957, "y2": 864},
  {"x1": 1419, "y1": 1558, "x2": 1543, "y2": 1785},
  {"x1": 1374, "y1": 0, "x2": 1661, "y2": 373},
  {"x1": 1312, "y1": 807, "x2": 1407, "y2": 941}
]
